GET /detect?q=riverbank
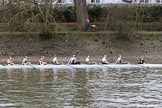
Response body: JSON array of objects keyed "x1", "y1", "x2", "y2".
[{"x1": 0, "y1": 31, "x2": 162, "y2": 64}]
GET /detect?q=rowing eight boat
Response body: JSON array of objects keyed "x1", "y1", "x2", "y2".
[{"x1": 0, "y1": 64, "x2": 161, "y2": 69}]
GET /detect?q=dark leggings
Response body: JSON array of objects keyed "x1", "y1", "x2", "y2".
[
  {"x1": 102, "y1": 62, "x2": 108, "y2": 64},
  {"x1": 71, "y1": 61, "x2": 80, "y2": 65}
]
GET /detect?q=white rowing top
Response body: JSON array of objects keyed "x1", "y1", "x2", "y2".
[
  {"x1": 116, "y1": 57, "x2": 121, "y2": 63},
  {"x1": 102, "y1": 57, "x2": 108, "y2": 63},
  {"x1": 85, "y1": 57, "x2": 90, "y2": 63},
  {"x1": 22, "y1": 58, "x2": 28, "y2": 65},
  {"x1": 53, "y1": 57, "x2": 57, "y2": 63},
  {"x1": 70, "y1": 57, "x2": 76, "y2": 62}
]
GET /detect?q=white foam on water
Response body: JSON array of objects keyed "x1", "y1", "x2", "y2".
[{"x1": 0, "y1": 103, "x2": 15, "y2": 107}]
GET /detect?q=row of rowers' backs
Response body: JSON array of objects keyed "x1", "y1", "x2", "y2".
[
  {"x1": 7, "y1": 56, "x2": 66, "y2": 65},
  {"x1": 66, "y1": 55, "x2": 145, "y2": 65},
  {"x1": 6, "y1": 55, "x2": 145, "y2": 65},
  {"x1": 7, "y1": 56, "x2": 31, "y2": 65},
  {"x1": 7, "y1": 56, "x2": 47, "y2": 65}
]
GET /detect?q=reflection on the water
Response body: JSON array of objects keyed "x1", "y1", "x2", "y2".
[
  {"x1": 0, "y1": 67, "x2": 161, "y2": 107},
  {"x1": 39, "y1": 68, "x2": 47, "y2": 81},
  {"x1": 52, "y1": 68, "x2": 58, "y2": 81},
  {"x1": 71, "y1": 69, "x2": 93, "y2": 107},
  {"x1": 7, "y1": 69, "x2": 13, "y2": 80},
  {"x1": 22, "y1": 68, "x2": 28, "y2": 81}
]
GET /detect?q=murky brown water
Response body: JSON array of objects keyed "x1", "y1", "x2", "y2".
[{"x1": 0, "y1": 67, "x2": 161, "y2": 108}]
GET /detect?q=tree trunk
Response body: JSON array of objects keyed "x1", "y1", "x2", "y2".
[
  {"x1": 1, "y1": 0, "x2": 5, "y2": 6},
  {"x1": 74, "y1": 0, "x2": 88, "y2": 30}
]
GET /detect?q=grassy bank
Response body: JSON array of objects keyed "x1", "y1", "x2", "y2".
[{"x1": 0, "y1": 31, "x2": 162, "y2": 63}]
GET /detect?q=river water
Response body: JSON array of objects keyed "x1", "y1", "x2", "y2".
[{"x1": 0, "y1": 67, "x2": 161, "y2": 108}]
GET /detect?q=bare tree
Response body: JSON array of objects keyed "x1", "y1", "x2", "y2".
[
  {"x1": 8, "y1": 0, "x2": 59, "y2": 33},
  {"x1": 73, "y1": 0, "x2": 88, "y2": 30},
  {"x1": 0, "y1": 0, "x2": 6, "y2": 6}
]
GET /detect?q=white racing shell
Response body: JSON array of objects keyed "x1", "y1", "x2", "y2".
[{"x1": 0, "y1": 64, "x2": 162, "y2": 69}]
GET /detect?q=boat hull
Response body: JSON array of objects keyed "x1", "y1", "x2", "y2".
[{"x1": 0, "y1": 64, "x2": 162, "y2": 69}]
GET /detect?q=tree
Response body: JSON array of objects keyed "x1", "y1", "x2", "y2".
[
  {"x1": 0, "y1": 0, "x2": 6, "y2": 6},
  {"x1": 73, "y1": 0, "x2": 88, "y2": 30},
  {"x1": 8, "y1": 0, "x2": 57, "y2": 33}
]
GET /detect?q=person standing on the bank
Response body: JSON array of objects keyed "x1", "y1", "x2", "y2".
[{"x1": 85, "y1": 19, "x2": 90, "y2": 31}]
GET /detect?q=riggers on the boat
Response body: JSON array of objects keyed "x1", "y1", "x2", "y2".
[{"x1": 0, "y1": 64, "x2": 162, "y2": 69}]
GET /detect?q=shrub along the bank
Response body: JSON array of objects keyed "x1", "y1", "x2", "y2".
[{"x1": 1, "y1": 5, "x2": 162, "y2": 31}]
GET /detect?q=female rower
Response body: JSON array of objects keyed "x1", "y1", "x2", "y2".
[
  {"x1": 116, "y1": 55, "x2": 122, "y2": 64},
  {"x1": 68, "y1": 55, "x2": 80, "y2": 65},
  {"x1": 85, "y1": 55, "x2": 96, "y2": 64},
  {"x1": 39, "y1": 56, "x2": 47, "y2": 65},
  {"x1": 7, "y1": 56, "x2": 14, "y2": 65},
  {"x1": 22, "y1": 56, "x2": 31, "y2": 65},
  {"x1": 138, "y1": 56, "x2": 145, "y2": 64},
  {"x1": 52, "y1": 56, "x2": 63, "y2": 65},
  {"x1": 101, "y1": 55, "x2": 109, "y2": 64}
]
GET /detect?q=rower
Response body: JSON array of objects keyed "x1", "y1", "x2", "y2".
[
  {"x1": 101, "y1": 55, "x2": 109, "y2": 64},
  {"x1": 22, "y1": 56, "x2": 31, "y2": 65},
  {"x1": 85, "y1": 55, "x2": 96, "y2": 64},
  {"x1": 52, "y1": 56, "x2": 63, "y2": 65},
  {"x1": 39, "y1": 56, "x2": 47, "y2": 65},
  {"x1": 7, "y1": 56, "x2": 14, "y2": 65},
  {"x1": 138, "y1": 56, "x2": 145, "y2": 64},
  {"x1": 116, "y1": 55, "x2": 122, "y2": 64},
  {"x1": 68, "y1": 55, "x2": 80, "y2": 65}
]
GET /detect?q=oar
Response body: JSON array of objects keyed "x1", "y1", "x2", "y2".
[
  {"x1": 29, "y1": 64, "x2": 36, "y2": 69},
  {"x1": 66, "y1": 64, "x2": 76, "y2": 69},
  {"x1": 126, "y1": 61, "x2": 149, "y2": 69},
  {"x1": 137, "y1": 64, "x2": 149, "y2": 69},
  {"x1": 0, "y1": 64, "x2": 5, "y2": 67},
  {"x1": 1, "y1": 64, "x2": 7, "y2": 66},
  {"x1": 121, "y1": 60, "x2": 130, "y2": 64},
  {"x1": 98, "y1": 63, "x2": 109, "y2": 68}
]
